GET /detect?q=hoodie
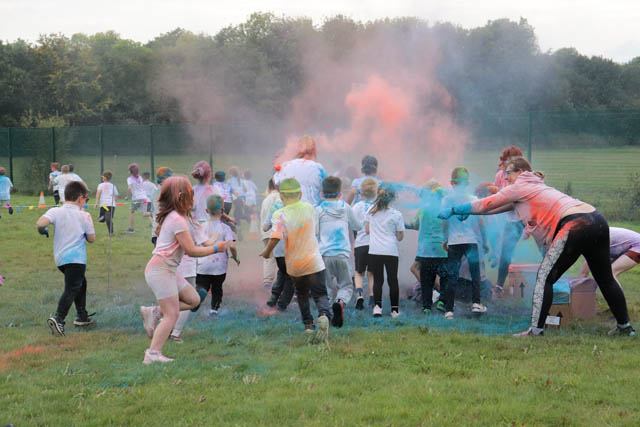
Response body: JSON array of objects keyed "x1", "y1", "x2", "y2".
[
  {"x1": 315, "y1": 199, "x2": 361, "y2": 257},
  {"x1": 472, "y1": 171, "x2": 584, "y2": 252}
]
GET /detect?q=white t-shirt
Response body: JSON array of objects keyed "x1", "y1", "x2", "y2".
[
  {"x1": 43, "y1": 204, "x2": 95, "y2": 266},
  {"x1": 143, "y1": 181, "x2": 157, "y2": 202},
  {"x1": 152, "y1": 211, "x2": 190, "y2": 268},
  {"x1": 244, "y1": 179, "x2": 258, "y2": 207},
  {"x1": 441, "y1": 190, "x2": 479, "y2": 245},
  {"x1": 54, "y1": 174, "x2": 82, "y2": 203},
  {"x1": 197, "y1": 219, "x2": 236, "y2": 275},
  {"x1": 97, "y1": 182, "x2": 119, "y2": 207},
  {"x1": 193, "y1": 184, "x2": 218, "y2": 223},
  {"x1": 127, "y1": 176, "x2": 147, "y2": 200},
  {"x1": 352, "y1": 200, "x2": 374, "y2": 248},
  {"x1": 273, "y1": 158, "x2": 327, "y2": 206},
  {"x1": 366, "y1": 207, "x2": 405, "y2": 257},
  {"x1": 49, "y1": 171, "x2": 61, "y2": 191}
]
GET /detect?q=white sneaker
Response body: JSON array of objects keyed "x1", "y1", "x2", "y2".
[
  {"x1": 472, "y1": 303, "x2": 487, "y2": 313},
  {"x1": 372, "y1": 305, "x2": 383, "y2": 318},
  {"x1": 444, "y1": 311, "x2": 454, "y2": 319},
  {"x1": 140, "y1": 306, "x2": 157, "y2": 338},
  {"x1": 142, "y1": 349, "x2": 174, "y2": 365},
  {"x1": 390, "y1": 310, "x2": 401, "y2": 319},
  {"x1": 312, "y1": 315, "x2": 330, "y2": 345}
]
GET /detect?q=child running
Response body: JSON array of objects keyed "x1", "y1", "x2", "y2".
[
  {"x1": 0, "y1": 166, "x2": 13, "y2": 218},
  {"x1": 36, "y1": 181, "x2": 95, "y2": 336},
  {"x1": 94, "y1": 170, "x2": 118, "y2": 236},
  {"x1": 142, "y1": 172, "x2": 157, "y2": 225},
  {"x1": 405, "y1": 180, "x2": 449, "y2": 314},
  {"x1": 48, "y1": 162, "x2": 61, "y2": 205},
  {"x1": 126, "y1": 163, "x2": 148, "y2": 233},
  {"x1": 316, "y1": 176, "x2": 361, "y2": 327},
  {"x1": 213, "y1": 171, "x2": 234, "y2": 215},
  {"x1": 140, "y1": 176, "x2": 233, "y2": 364},
  {"x1": 192, "y1": 195, "x2": 239, "y2": 317},
  {"x1": 260, "y1": 179, "x2": 280, "y2": 290},
  {"x1": 351, "y1": 178, "x2": 379, "y2": 309},
  {"x1": 440, "y1": 167, "x2": 488, "y2": 319},
  {"x1": 365, "y1": 183, "x2": 405, "y2": 318},
  {"x1": 260, "y1": 178, "x2": 331, "y2": 345}
]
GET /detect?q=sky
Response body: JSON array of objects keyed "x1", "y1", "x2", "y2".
[{"x1": 2, "y1": 0, "x2": 639, "y2": 63}]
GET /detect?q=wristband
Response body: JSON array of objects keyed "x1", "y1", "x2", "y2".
[{"x1": 213, "y1": 244, "x2": 219, "y2": 254}]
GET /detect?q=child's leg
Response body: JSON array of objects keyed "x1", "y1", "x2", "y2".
[
  {"x1": 172, "y1": 277, "x2": 196, "y2": 337},
  {"x1": 410, "y1": 260, "x2": 420, "y2": 282},
  {"x1": 322, "y1": 257, "x2": 335, "y2": 300},
  {"x1": 262, "y1": 239, "x2": 277, "y2": 287},
  {"x1": 278, "y1": 272, "x2": 295, "y2": 310},
  {"x1": 291, "y1": 275, "x2": 314, "y2": 327},
  {"x1": 334, "y1": 257, "x2": 354, "y2": 305},
  {"x1": 307, "y1": 270, "x2": 332, "y2": 319},
  {"x1": 55, "y1": 264, "x2": 87, "y2": 322},
  {"x1": 193, "y1": 274, "x2": 212, "y2": 311},
  {"x1": 72, "y1": 273, "x2": 88, "y2": 318},
  {"x1": 150, "y1": 295, "x2": 180, "y2": 351},
  {"x1": 444, "y1": 245, "x2": 464, "y2": 312},
  {"x1": 210, "y1": 274, "x2": 226, "y2": 310},
  {"x1": 107, "y1": 206, "x2": 115, "y2": 234},
  {"x1": 497, "y1": 221, "x2": 525, "y2": 288},
  {"x1": 129, "y1": 207, "x2": 135, "y2": 229},
  {"x1": 419, "y1": 258, "x2": 438, "y2": 310},
  {"x1": 369, "y1": 255, "x2": 385, "y2": 307},
  {"x1": 384, "y1": 256, "x2": 400, "y2": 312},
  {"x1": 367, "y1": 271, "x2": 374, "y2": 297},
  {"x1": 466, "y1": 245, "x2": 482, "y2": 305}
]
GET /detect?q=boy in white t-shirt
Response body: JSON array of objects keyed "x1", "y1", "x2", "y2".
[
  {"x1": 126, "y1": 163, "x2": 148, "y2": 233},
  {"x1": 142, "y1": 172, "x2": 157, "y2": 222},
  {"x1": 36, "y1": 181, "x2": 96, "y2": 336},
  {"x1": 94, "y1": 170, "x2": 118, "y2": 236},
  {"x1": 48, "y1": 162, "x2": 62, "y2": 205}
]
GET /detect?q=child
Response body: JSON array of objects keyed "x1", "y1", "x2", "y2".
[
  {"x1": 53, "y1": 165, "x2": 76, "y2": 203},
  {"x1": 48, "y1": 162, "x2": 61, "y2": 205},
  {"x1": 140, "y1": 176, "x2": 233, "y2": 364},
  {"x1": 365, "y1": 183, "x2": 405, "y2": 318},
  {"x1": 405, "y1": 180, "x2": 448, "y2": 314},
  {"x1": 260, "y1": 179, "x2": 280, "y2": 290},
  {"x1": 260, "y1": 178, "x2": 331, "y2": 345},
  {"x1": 126, "y1": 163, "x2": 148, "y2": 233},
  {"x1": 213, "y1": 171, "x2": 234, "y2": 215},
  {"x1": 351, "y1": 177, "x2": 379, "y2": 309},
  {"x1": 151, "y1": 167, "x2": 172, "y2": 246},
  {"x1": 440, "y1": 167, "x2": 487, "y2": 319},
  {"x1": 192, "y1": 161, "x2": 215, "y2": 223},
  {"x1": 94, "y1": 171, "x2": 118, "y2": 236},
  {"x1": 0, "y1": 167, "x2": 13, "y2": 218},
  {"x1": 243, "y1": 169, "x2": 258, "y2": 217},
  {"x1": 346, "y1": 155, "x2": 382, "y2": 204},
  {"x1": 193, "y1": 195, "x2": 239, "y2": 317},
  {"x1": 316, "y1": 176, "x2": 361, "y2": 327},
  {"x1": 36, "y1": 181, "x2": 96, "y2": 336},
  {"x1": 142, "y1": 172, "x2": 157, "y2": 224}
]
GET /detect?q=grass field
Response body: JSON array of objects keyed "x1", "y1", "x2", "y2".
[{"x1": 1, "y1": 191, "x2": 639, "y2": 426}]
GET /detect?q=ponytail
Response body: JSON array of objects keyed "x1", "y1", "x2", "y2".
[
  {"x1": 369, "y1": 184, "x2": 395, "y2": 215},
  {"x1": 506, "y1": 157, "x2": 545, "y2": 180}
]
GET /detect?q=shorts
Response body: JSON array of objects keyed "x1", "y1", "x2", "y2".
[
  {"x1": 144, "y1": 256, "x2": 189, "y2": 300},
  {"x1": 131, "y1": 199, "x2": 146, "y2": 213},
  {"x1": 354, "y1": 245, "x2": 370, "y2": 274},
  {"x1": 146, "y1": 202, "x2": 153, "y2": 214},
  {"x1": 625, "y1": 250, "x2": 640, "y2": 264}
]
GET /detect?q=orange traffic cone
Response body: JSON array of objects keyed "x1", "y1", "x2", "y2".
[
  {"x1": 38, "y1": 192, "x2": 47, "y2": 209},
  {"x1": 248, "y1": 213, "x2": 259, "y2": 240}
]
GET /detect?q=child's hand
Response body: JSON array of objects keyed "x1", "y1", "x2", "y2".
[
  {"x1": 38, "y1": 227, "x2": 49, "y2": 238},
  {"x1": 93, "y1": 203, "x2": 98, "y2": 210},
  {"x1": 215, "y1": 241, "x2": 228, "y2": 253},
  {"x1": 437, "y1": 208, "x2": 453, "y2": 220},
  {"x1": 232, "y1": 256, "x2": 240, "y2": 266}
]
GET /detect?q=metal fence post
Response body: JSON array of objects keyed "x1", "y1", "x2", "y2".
[
  {"x1": 527, "y1": 111, "x2": 533, "y2": 163},
  {"x1": 149, "y1": 124, "x2": 155, "y2": 182},
  {"x1": 8, "y1": 127, "x2": 13, "y2": 182},
  {"x1": 99, "y1": 125, "x2": 104, "y2": 175},
  {"x1": 208, "y1": 123, "x2": 214, "y2": 181},
  {"x1": 51, "y1": 127, "x2": 56, "y2": 162}
]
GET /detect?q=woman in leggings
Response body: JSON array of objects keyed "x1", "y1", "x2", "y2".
[{"x1": 439, "y1": 157, "x2": 635, "y2": 337}]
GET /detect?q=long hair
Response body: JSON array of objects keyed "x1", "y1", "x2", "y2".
[
  {"x1": 498, "y1": 146, "x2": 524, "y2": 168},
  {"x1": 506, "y1": 157, "x2": 545, "y2": 179},
  {"x1": 191, "y1": 161, "x2": 212, "y2": 184},
  {"x1": 155, "y1": 176, "x2": 194, "y2": 236},
  {"x1": 369, "y1": 184, "x2": 396, "y2": 215}
]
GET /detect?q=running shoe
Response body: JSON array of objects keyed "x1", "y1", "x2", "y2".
[
  {"x1": 472, "y1": 303, "x2": 487, "y2": 313},
  {"x1": 513, "y1": 327, "x2": 544, "y2": 337},
  {"x1": 608, "y1": 325, "x2": 636, "y2": 337},
  {"x1": 125, "y1": 228, "x2": 135, "y2": 233},
  {"x1": 73, "y1": 312, "x2": 95, "y2": 326},
  {"x1": 47, "y1": 317, "x2": 65, "y2": 337},
  {"x1": 444, "y1": 311, "x2": 454, "y2": 320},
  {"x1": 390, "y1": 310, "x2": 401, "y2": 319},
  {"x1": 312, "y1": 315, "x2": 330, "y2": 346},
  {"x1": 423, "y1": 308, "x2": 431, "y2": 315},
  {"x1": 372, "y1": 305, "x2": 382, "y2": 318},
  {"x1": 331, "y1": 300, "x2": 344, "y2": 328},
  {"x1": 355, "y1": 296, "x2": 364, "y2": 310},
  {"x1": 436, "y1": 301, "x2": 446, "y2": 312},
  {"x1": 142, "y1": 349, "x2": 174, "y2": 365},
  {"x1": 168, "y1": 334, "x2": 184, "y2": 343}
]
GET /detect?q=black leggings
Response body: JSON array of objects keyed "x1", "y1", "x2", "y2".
[
  {"x1": 56, "y1": 264, "x2": 88, "y2": 321},
  {"x1": 100, "y1": 206, "x2": 115, "y2": 234},
  {"x1": 417, "y1": 257, "x2": 447, "y2": 310},
  {"x1": 443, "y1": 244, "x2": 482, "y2": 311},
  {"x1": 369, "y1": 255, "x2": 399, "y2": 310},
  {"x1": 531, "y1": 210, "x2": 630, "y2": 329},
  {"x1": 291, "y1": 270, "x2": 331, "y2": 326},
  {"x1": 196, "y1": 273, "x2": 226, "y2": 310},
  {"x1": 497, "y1": 220, "x2": 524, "y2": 287},
  {"x1": 271, "y1": 257, "x2": 295, "y2": 310}
]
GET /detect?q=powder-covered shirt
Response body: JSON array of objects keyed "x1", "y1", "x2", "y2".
[
  {"x1": 351, "y1": 175, "x2": 381, "y2": 205},
  {"x1": 411, "y1": 205, "x2": 447, "y2": 258},
  {"x1": 143, "y1": 181, "x2": 157, "y2": 202},
  {"x1": 228, "y1": 177, "x2": 245, "y2": 201},
  {"x1": 193, "y1": 184, "x2": 218, "y2": 223},
  {"x1": 54, "y1": 174, "x2": 81, "y2": 203},
  {"x1": 271, "y1": 201, "x2": 325, "y2": 277},
  {"x1": 260, "y1": 192, "x2": 281, "y2": 240},
  {"x1": 472, "y1": 171, "x2": 584, "y2": 252},
  {"x1": 264, "y1": 199, "x2": 285, "y2": 258},
  {"x1": 213, "y1": 182, "x2": 233, "y2": 202},
  {"x1": 127, "y1": 176, "x2": 147, "y2": 200},
  {"x1": 97, "y1": 182, "x2": 119, "y2": 207},
  {"x1": 49, "y1": 171, "x2": 61, "y2": 191},
  {"x1": 273, "y1": 158, "x2": 327, "y2": 206},
  {"x1": 352, "y1": 199, "x2": 374, "y2": 248},
  {"x1": 152, "y1": 211, "x2": 191, "y2": 268},
  {"x1": 43, "y1": 204, "x2": 95, "y2": 266},
  {"x1": 244, "y1": 179, "x2": 258, "y2": 207},
  {"x1": 0, "y1": 176, "x2": 13, "y2": 200},
  {"x1": 176, "y1": 218, "x2": 208, "y2": 278},
  {"x1": 441, "y1": 189, "x2": 479, "y2": 246},
  {"x1": 366, "y1": 207, "x2": 405, "y2": 257},
  {"x1": 609, "y1": 227, "x2": 640, "y2": 260},
  {"x1": 197, "y1": 219, "x2": 236, "y2": 275},
  {"x1": 315, "y1": 199, "x2": 361, "y2": 257}
]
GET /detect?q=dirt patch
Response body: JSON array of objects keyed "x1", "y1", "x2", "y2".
[{"x1": 0, "y1": 345, "x2": 47, "y2": 372}]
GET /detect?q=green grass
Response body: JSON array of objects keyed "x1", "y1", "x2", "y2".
[{"x1": 1, "y1": 193, "x2": 640, "y2": 425}]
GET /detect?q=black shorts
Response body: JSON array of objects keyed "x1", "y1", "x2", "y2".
[{"x1": 354, "y1": 245, "x2": 370, "y2": 274}]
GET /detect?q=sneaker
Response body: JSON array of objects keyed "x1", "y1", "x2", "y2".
[
  {"x1": 8, "y1": 206, "x2": 13, "y2": 215},
  {"x1": 73, "y1": 312, "x2": 95, "y2": 326},
  {"x1": 140, "y1": 306, "x2": 157, "y2": 338},
  {"x1": 331, "y1": 300, "x2": 344, "y2": 328},
  {"x1": 47, "y1": 317, "x2": 65, "y2": 337},
  {"x1": 355, "y1": 296, "x2": 364, "y2": 310},
  {"x1": 513, "y1": 327, "x2": 544, "y2": 337},
  {"x1": 436, "y1": 301, "x2": 446, "y2": 312},
  {"x1": 142, "y1": 349, "x2": 175, "y2": 365},
  {"x1": 312, "y1": 315, "x2": 330, "y2": 346},
  {"x1": 608, "y1": 325, "x2": 636, "y2": 337},
  {"x1": 390, "y1": 310, "x2": 401, "y2": 318},
  {"x1": 208, "y1": 309, "x2": 219, "y2": 319},
  {"x1": 266, "y1": 295, "x2": 278, "y2": 308},
  {"x1": 372, "y1": 305, "x2": 382, "y2": 318},
  {"x1": 98, "y1": 215, "x2": 105, "y2": 223},
  {"x1": 423, "y1": 308, "x2": 431, "y2": 315},
  {"x1": 472, "y1": 303, "x2": 487, "y2": 313},
  {"x1": 444, "y1": 311, "x2": 454, "y2": 320},
  {"x1": 125, "y1": 228, "x2": 135, "y2": 233},
  {"x1": 169, "y1": 334, "x2": 184, "y2": 343}
]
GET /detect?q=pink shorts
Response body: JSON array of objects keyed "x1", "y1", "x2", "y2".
[
  {"x1": 145, "y1": 256, "x2": 189, "y2": 300},
  {"x1": 625, "y1": 250, "x2": 640, "y2": 264}
]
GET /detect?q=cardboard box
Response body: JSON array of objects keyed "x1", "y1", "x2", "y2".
[
  {"x1": 505, "y1": 264, "x2": 539, "y2": 301},
  {"x1": 569, "y1": 277, "x2": 597, "y2": 318},
  {"x1": 546, "y1": 304, "x2": 571, "y2": 328}
]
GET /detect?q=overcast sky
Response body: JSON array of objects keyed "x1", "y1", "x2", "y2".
[{"x1": 2, "y1": 0, "x2": 639, "y2": 63}]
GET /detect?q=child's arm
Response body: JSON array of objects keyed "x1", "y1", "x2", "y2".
[
  {"x1": 94, "y1": 188, "x2": 102, "y2": 209},
  {"x1": 230, "y1": 246, "x2": 240, "y2": 265},
  {"x1": 36, "y1": 216, "x2": 51, "y2": 238},
  {"x1": 176, "y1": 230, "x2": 229, "y2": 257},
  {"x1": 396, "y1": 230, "x2": 404, "y2": 241},
  {"x1": 259, "y1": 238, "x2": 280, "y2": 259},
  {"x1": 347, "y1": 204, "x2": 362, "y2": 232}
]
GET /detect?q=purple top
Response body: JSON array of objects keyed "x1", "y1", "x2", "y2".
[{"x1": 609, "y1": 227, "x2": 640, "y2": 260}]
